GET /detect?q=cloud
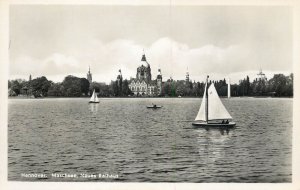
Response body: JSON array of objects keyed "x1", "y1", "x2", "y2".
[
  {"x1": 10, "y1": 37, "x2": 292, "y2": 84},
  {"x1": 12, "y1": 53, "x2": 82, "y2": 76},
  {"x1": 147, "y1": 38, "x2": 251, "y2": 79},
  {"x1": 44, "y1": 53, "x2": 80, "y2": 68}
]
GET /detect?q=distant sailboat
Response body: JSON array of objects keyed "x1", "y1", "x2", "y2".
[
  {"x1": 89, "y1": 89, "x2": 100, "y2": 103},
  {"x1": 192, "y1": 76, "x2": 236, "y2": 127}
]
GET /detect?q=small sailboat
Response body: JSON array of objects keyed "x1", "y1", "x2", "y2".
[
  {"x1": 192, "y1": 76, "x2": 236, "y2": 128},
  {"x1": 89, "y1": 89, "x2": 100, "y2": 103}
]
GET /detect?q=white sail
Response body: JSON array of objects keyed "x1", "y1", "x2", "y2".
[
  {"x1": 95, "y1": 92, "x2": 99, "y2": 102},
  {"x1": 195, "y1": 83, "x2": 232, "y2": 121},
  {"x1": 208, "y1": 83, "x2": 232, "y2": 120},
  {"x1": 195, "y1": 83, "x2": 207, "y2": 121},
  {"x1": 227, "y1": 78, "x2": 231, "y2": 98},
  {"x1": 90, "y1": 89, "x2": 99, "y2": 102},
  {"x1": 90, "y1": 90, "x2": 95, "y2": 102}
]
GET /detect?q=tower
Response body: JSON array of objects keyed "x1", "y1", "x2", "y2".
[
  {"x1": 117, "y1": 69, "x2": 123, "y2": 85},
  {"x1": 29, "y1": 74, "x2": 32, "y2": 82},
  {"x1": 185, "y1": 67, "x2": 189, "y2": 85},
  {"x1": 87, "y1": 66, "x2": 92, "y2": 84},
  {"x1": 157, "y1": 68, "x2": 162, "y2": 95},
  {"x1": 117, "y1": 69, "x2": 123, "y2": 96}
]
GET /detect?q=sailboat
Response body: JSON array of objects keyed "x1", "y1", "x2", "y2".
[
  {"x1": 192, "y1": 76, "x2": 236, "y2": 127},
  {"x1": 89, "y1": 89, "x2": 100, "y2": 103}
]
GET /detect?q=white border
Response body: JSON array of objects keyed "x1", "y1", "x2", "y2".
[{"x1": 1, "y1": 0, "x2": 299, "y2": 190}]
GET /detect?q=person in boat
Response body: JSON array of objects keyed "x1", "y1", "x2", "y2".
[
  {"x1": 221, "y1": 120, "x2": 225, "y2": 124},
  {"x1": 152, "y1": 103, "x2": 157, "y2": 108},
  {"x1": 225, "y1": 120, "x2": 229, "y2": 124}
]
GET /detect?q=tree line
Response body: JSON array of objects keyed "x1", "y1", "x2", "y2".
[
  {"x1": 8, "y1": 75, "x2": 132, "y2": 97},
  {"x1": 8, "y1": 73, "x2": 293, "y2": 97}
]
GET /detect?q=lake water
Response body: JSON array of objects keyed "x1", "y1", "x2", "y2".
[{"x1": 8, "y1": 97, "x2": 292, "y2": 182}]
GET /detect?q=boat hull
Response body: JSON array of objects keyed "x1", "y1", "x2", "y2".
[
  {"x1": 89, "y1": 101, "x2": 99, "y2": 103},
  {"x1": 192, "y1": 121, "x2": 236, "y2": 128},
  {"x1": 146, "y1": 106, "x2": 162, "y2": 109}
]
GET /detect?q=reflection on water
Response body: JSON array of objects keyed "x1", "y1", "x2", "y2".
[
  {"x1": 8, "y1": 98, "x2": 292, "y2": 182},
  {"x1": 89, "y1": 103, "x2": 99, "y2": 114},
  {"x1": 219, "y1": 128, "x2": 230, "y2": 135},
  {"x1": 196, "y1": 128, "x2": 232, "y2": 164}
]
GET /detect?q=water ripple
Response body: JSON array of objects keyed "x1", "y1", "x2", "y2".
[{"x1": 8, "y1": 97, "x2": 292, "y2": 182}]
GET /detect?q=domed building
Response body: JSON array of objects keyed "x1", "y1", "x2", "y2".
[{"x1": 129, "y1": 53, "x2": 162, "y2": 96}]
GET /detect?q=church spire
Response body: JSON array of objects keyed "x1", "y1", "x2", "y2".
[{"x1": 87, "y1": 66, "x2": 92, "y2": 84}]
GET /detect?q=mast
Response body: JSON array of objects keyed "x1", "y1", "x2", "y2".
[
  {"x1": 228, "y1": 77, "x2": 231, "y2": 98},
  {"x1": 206, "y1": 75, "x2": 209, "y2": 123}
]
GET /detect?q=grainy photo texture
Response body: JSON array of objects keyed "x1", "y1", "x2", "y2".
[{"x1": 8, "y1": 5, "x2": 293, "y2": 182}]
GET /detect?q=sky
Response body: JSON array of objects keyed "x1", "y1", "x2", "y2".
[{"x1": 9, "y1": 5, "x2": 293, "y2": 84}]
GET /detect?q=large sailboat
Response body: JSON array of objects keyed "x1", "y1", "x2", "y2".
[
  {"x1": 192, "y1": 76, "x2": 236, "y2": 127},
  {"x1": 89, "y1": 89, "x2": 100, "y2": 103}
]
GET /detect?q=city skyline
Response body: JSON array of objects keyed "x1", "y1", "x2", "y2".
[
  {"x1": 9, "y1": 5, "x2": 293, "y2": 84},
  {"x1": 9, "y1": 52, "x2": 292, "y2": 85}
]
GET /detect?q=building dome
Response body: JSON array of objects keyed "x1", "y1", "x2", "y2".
[{"x1": 136, "y1": 53, "x2": 152, "y2": 82}]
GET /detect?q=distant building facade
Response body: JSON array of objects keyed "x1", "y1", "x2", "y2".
[{"x1": 129, "y1": 53, "x2": 162, "y2": 96}]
